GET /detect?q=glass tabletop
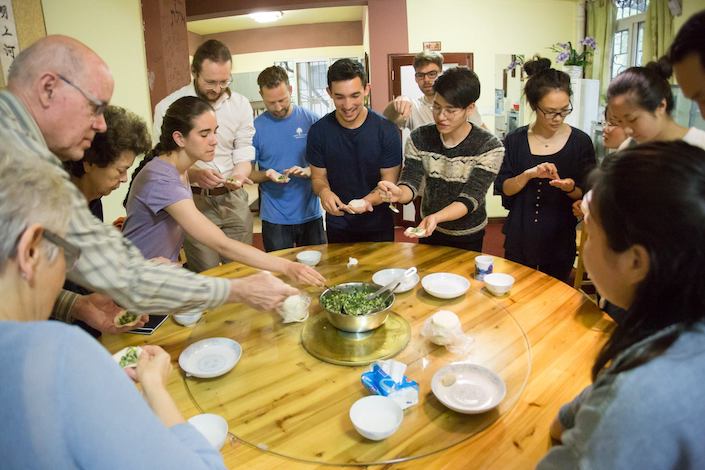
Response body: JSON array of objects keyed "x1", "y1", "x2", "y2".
[{"x1": 183, "y1": 260, "x2": 531, "y2": 466}]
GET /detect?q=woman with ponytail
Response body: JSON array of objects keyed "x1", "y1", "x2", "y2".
[
  {"x1": 122, "y1": 96, "x2": 325, "y2": 286},
  {"x1": 495, "y1": 57, "x2": 596, "y2": 283},
  {"x1": 538, "y1": 141, "x2": 705, "y2": 468},
  {"x1": 606, "y1": 59, "x2": 705, "y2": 149}
]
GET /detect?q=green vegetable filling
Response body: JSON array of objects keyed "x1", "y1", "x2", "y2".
[
  {"x1": 321, "y1": 287, "x2": 389, "y2": 316},
  {"x1": 119, "y1": 347, "x2": 140, "y2": 368},
  {"x1": 117, "y1": 311, "x2": 138, "y2": 326}
]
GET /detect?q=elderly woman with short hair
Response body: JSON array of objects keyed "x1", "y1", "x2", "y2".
[{"x1": 0, "y1": 146, "x2": 225, "y2": 469}]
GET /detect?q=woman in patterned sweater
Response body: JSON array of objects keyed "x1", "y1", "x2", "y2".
[{"x1": 378, "y1": 67, "x2": 504, "y2": 251}]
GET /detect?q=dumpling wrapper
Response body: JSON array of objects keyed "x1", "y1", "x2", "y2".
[
  {"x1": 112, "y1": 346, "x2": 143, "y2": 369},
  {"x1": 277, "y1": 294, "x2": 310, "y2": 323},
  {"x1": 114, "y1": 310, "x2": 141, "y2": 328},
  {"x1": 404, "y1": 226, "x2": 426, "y2": 238},
  {"x1": 348, "y1": 199, "x2": 366, "y2": 209}
]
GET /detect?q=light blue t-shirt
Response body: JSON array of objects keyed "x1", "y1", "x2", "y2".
[
  {"x1": 0, "y1": 321, "x2": 225, "y2": 469},
  {"x1": 254, "y1": 106, "x2": 322, "y2": 225}
]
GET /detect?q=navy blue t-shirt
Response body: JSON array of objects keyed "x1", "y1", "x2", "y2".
[{"x1": 306, "y1": 110, "x2": 401, "y2": 232}]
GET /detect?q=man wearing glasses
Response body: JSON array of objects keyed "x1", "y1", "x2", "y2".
[
  {"x1": 153, "y1": 39, "x2": 256, "y2": 273},
  {"x1": 383, "y1": 51, "x2": 484, "y2": 131},
  {"x1": 0, "y1": 35, "x2": 297, "y2": 333}
]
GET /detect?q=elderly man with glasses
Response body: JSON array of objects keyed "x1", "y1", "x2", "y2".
[
  {"x1": 152, "y1": 39, "x2": 256, "y2": 273},
  {"x1": 0, "y1": 35, "x2": 297, "y2": 334}
]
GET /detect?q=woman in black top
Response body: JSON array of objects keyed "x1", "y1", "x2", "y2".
[{"x1": 495, "y1": 58, "x2": 596, "y2": 282}]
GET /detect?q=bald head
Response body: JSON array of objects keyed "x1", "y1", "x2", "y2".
[
  {"x1": 6, "y1": 35, "x2": 114, "y2": 161},
  {"x1": 8, "y1": 35, "x2": 108, "y2": 88}
]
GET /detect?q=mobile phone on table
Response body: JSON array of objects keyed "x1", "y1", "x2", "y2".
[{"x1": 128, "y1": 314, "x2": 169, "y2": 335}]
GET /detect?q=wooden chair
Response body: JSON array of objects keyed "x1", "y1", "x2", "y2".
[{"x1": 573, "y1": 225, "x2": 592, "y2": 292}]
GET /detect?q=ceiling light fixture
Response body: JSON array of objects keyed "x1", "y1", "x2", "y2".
[{"x1": 248, "y1": 11, "x2": 283, "y2": 23}]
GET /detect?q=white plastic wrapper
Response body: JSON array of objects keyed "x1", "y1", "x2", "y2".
[
  {"x1": 421, "y1": 310, "x2": 474, "y2": 355},
  {"x1": 276, "y1": 294, "x2": 311, "y2": 323}
]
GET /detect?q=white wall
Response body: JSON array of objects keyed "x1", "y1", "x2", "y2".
[
  {"x1": 406, "y1": 0, "x2": 579, "y2": 217},
  {"x1": 231, "y1": 45, "x2": 365, "y2": 74},
  {"x1": 42, "y1": 0, "x2": 151, "y2": 224}
]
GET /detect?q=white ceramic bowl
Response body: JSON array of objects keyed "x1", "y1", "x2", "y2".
[
  {"x1": 431, "y1": 363, "x2": 506, "y2": 414},
  {"x1": 179, "y1": 337, "x2": 242, "y2": 378},
  {"x1": 483, "y1": 273, "x2": 515, "y2": 296},
  {"x1": 173, "y1": 310, "x2": 203, "y2": 326},
  {"x1": 421, "y1": 273, "x2": 470, "y2": 299},
  {"x1": 187, "y1": 413, "x2": 229, "y2": 449},
  {"x1": 296, "y1": 250, "x2": 322, "y2": 266},
  {"x1": 349, "y1": 395, "x2": 403, "y2": 441},
  {"x1": 372, "y1": 268, "x2": 420, "y2": 293}
]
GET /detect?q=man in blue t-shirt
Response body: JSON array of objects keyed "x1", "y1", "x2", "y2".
[
  {"x1": 307, "y1": 59, "x2": 402, "y2": 243},
  {"x1": 251, "y1": 66, "x2": 326, "y2": 252}
]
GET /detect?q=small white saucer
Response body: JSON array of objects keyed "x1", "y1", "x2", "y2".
[
  {"x1": 179, "y1": 338, "x2": 242, "y2": 378},
  {"x1": 431, "y1": 363, "x2": 506, "y2": 414},
  {"x1": 372, "y1": 268, "x2": 420, "y2": 293},
  {"x1": 421, "y1": 273, "x2": 470, "y2": 299}
]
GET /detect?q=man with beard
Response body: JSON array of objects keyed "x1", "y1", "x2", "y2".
[
  {"x1": 307, "y1": 59, "x2": 402, "y2": 243},
  {"x1": 250, "y1": 66, "x2": 325, "y2": 252},
  {"x1": 153, "y1": 40, "x2": 255, "y2": 272}
]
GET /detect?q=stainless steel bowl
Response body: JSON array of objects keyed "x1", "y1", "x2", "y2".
[{"x1": 319, "y1": 282, "x2": 395, "y2": 333}]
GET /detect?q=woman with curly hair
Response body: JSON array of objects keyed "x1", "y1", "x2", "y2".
[{"x1": 64, "y1": 105, "x2": 151, "y2": 221}]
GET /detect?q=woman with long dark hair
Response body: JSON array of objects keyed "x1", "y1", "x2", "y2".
[
  {"x1": 538, "y1": 141, "x2": 705, "y2": 468},
  {"x1": 495, "y1": 57, "x2": 596, "y2": 282},
  {"x1": 122, "y1": 96, "x2": 325, "y2": 286}
]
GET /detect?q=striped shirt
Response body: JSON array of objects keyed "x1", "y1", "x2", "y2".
[
  {"x1": 0, "y1": 91, "x2": 230, "y2": 321},
  {"x1": 399, "y1": 123, "x2": 504, "y2": 236}
]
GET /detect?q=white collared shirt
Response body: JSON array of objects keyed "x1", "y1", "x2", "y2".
[{"x1": 153, "y1": 82, "x2": 255, "y2": 181}]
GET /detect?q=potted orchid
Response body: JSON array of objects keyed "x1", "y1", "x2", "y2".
[{"x1": 550, "y1": 37, "x2": 597, "y2": 79}]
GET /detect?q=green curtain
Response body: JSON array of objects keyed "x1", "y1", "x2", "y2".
[
  {"x1": 586, "y1": 0, "x2": 616, "y2": 98},
  {"x1": 642, "y1": 0, "x2": 674, "y2": 64}
]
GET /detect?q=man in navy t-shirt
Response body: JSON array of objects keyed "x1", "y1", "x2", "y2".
[
  {"x1": 251, "y1": 66, "x2": 326, "y2": 252},
  {"x1": 307, "y1": 59, "x2": 402, "y2": 243}
]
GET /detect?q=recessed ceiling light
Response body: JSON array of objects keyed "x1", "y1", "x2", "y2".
[{"x1": 248, "y1": 11, "x2": 283, "y2": 23}]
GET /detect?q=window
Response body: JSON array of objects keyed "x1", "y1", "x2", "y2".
[
  {"x1": 610, "y1": 0, "x2": 649, "y2": 79},
  {"x1": 275, "y1": 57, "x2": 362, "y2": 116}
]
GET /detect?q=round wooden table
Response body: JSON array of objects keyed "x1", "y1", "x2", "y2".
[{"x1": 102, "y1": 242, "x2": 613, "y2": 469}]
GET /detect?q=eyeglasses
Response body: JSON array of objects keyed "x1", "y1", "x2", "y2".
[
  {"x1": 432, "y1": 105, "x2": 463, "y2": 117},
  {"x1": 200, "y1": 77, "x2": 233, "y2": 89},
  {"x1": 57, "y1": 74, "x2": 108, "y2": 117},
  {"x1": 43, "y1": 229, "x2": 81, "y2": 271},
  {"x1": 537, "y1": 105, "x2": 573, "y2": 120},
  {"x1": 600, "y1": 120, "x2": 618, "y2": 128},
  {"x1": 414, "y1": 70, "x2": 439, "y2": 80}
]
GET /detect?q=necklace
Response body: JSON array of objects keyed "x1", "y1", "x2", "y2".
[{"x1": 530, "y1": 126, "x2": 559, "y2": 148}]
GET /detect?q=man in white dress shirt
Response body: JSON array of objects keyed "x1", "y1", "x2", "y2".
[{"x1": 153, "y1": 39, "x2": 255, "y2": 272}]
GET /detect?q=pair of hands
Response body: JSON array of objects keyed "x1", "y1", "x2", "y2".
[
  {"x1": 524, "y1": 163, "x2": 575, "y2": 193},
  {"x1": 264, "y1": 166, "x2": 310, "y2": 184},
  {"x1": 319, "y1": 188, "x2": 374, "y2": 216},
  {"x1": 192, "y1": 167, "x2": 253, "y2": 191},
  {"x1": 377, "y1": 181, "x2": 439, "y2": 238},
  {"x1": 123, "y1": 345, "x2": 172, "y2": 387},
  {"x1": 72, "y1": 293, "x2": 149, "y2": 334}
]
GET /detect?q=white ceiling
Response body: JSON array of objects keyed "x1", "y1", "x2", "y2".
[{"x1": 187, "y1": 6, "x2": 365, "y2": 35}]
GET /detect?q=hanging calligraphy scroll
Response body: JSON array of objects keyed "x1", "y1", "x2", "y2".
[{"x1": 0, "y1": 0, "x2": 19, "y2": 81}]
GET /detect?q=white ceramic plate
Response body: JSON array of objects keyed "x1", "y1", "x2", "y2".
[
  {"x1": 179, "y1": 337, "x2": 242, "y2": 378},
  {"x1": 431, "y1": 363, "x2": 506, "y2": 414},
  {"x1": 421, "y1": 273, "x2": 470, "y2": 299},
  {"x1": 372, "y1": 268, "x2": 420, "y2": 293}
]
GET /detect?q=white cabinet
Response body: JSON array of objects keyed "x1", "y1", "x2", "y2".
[{"x1": 564, "y1": 78, "x2": 600, "y2": 136}]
